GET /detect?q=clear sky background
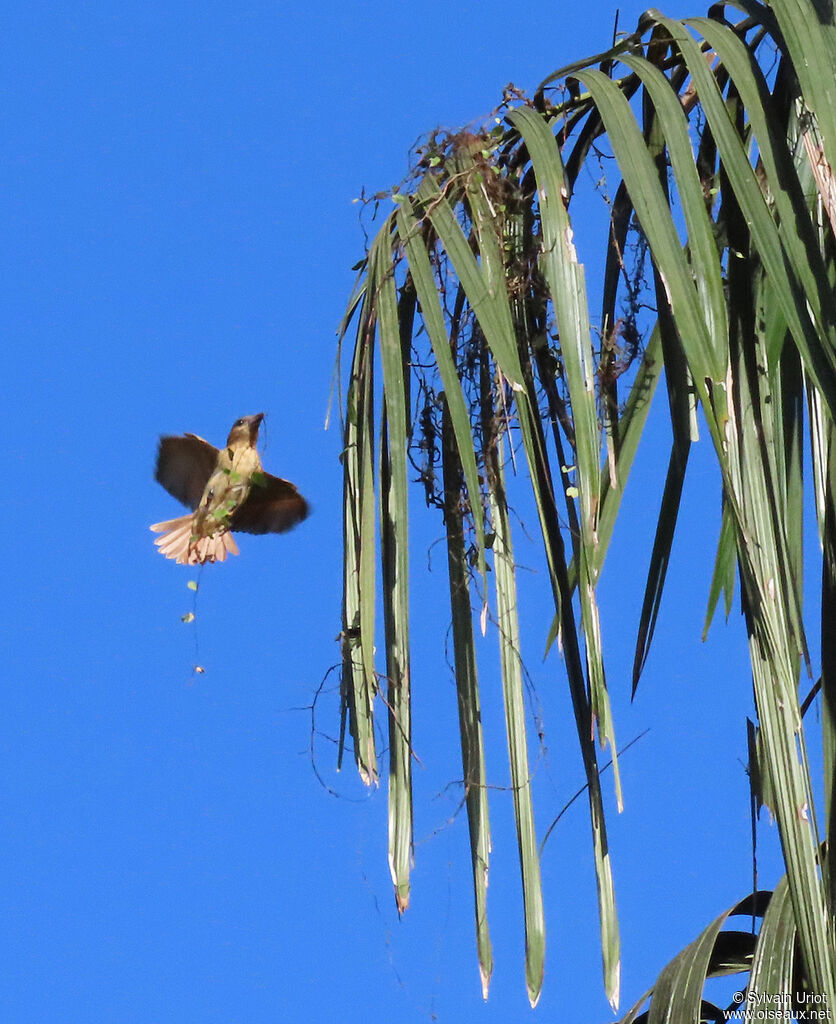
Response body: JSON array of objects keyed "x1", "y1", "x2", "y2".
[{"x1": 3, "y1": 3, "x2": 807, "y2": 1022}]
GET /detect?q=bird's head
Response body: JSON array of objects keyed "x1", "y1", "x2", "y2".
[{"x1": 226, "y1": 413, "x2": 265, "y2": 448}]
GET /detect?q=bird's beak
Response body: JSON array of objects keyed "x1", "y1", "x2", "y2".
[{"x1": 247, "y1": 413, "x2": 265, "y2": 444}]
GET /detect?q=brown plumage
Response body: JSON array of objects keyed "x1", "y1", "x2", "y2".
[{"x1": 150, "y1": 413, "x2": 309, "y2": 564}]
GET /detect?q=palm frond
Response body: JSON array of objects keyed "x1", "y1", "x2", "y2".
[{"x1": 337, "y1": 0, "x2": 836, "y2": 1003}]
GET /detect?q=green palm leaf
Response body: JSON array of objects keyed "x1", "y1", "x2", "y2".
[{"x1": 338, "y1": 0, "x2": 836, "y2": 1006}]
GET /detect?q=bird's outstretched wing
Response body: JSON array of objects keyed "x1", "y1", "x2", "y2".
[
  {"x1": 155, "y1": 433, "x2": 219, "y2": 510},
  {"x1": 231, "y1": 472, "x2": 310, "y2": 534}
]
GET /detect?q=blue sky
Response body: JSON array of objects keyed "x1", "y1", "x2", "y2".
[{"x1": 3, "y1": 2, "x2": 801, "y2": 1022}]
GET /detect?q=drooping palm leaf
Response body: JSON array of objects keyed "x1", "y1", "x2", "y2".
[
  {"x1": 337, "y1": 0, "x2": 836, "y2": 1006},
  {"x1": 441, "y1": 399, "x2": 493, "y2": 995}
]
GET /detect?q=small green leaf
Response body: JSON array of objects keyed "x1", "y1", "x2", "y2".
[
  {"x1": 566, "y1": 486, "x2": 579, "y2": 498},
  {"x1": 187, "y1": 580, "x2": 198, "y2": 592},
  {"x1": 251, "y1": 471, "x2": 267, "y2": 487},
  {"x1": 208, "y1": 499, "x2": 236, "y2": 523}
]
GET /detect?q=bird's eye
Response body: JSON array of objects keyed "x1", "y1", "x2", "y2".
[{"x1": 234, "y1": 418, "x2": 244, "y2": 427}]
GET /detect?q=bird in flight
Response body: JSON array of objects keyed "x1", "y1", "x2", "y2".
[{"x1": 150, "y1": 413, "x2": 309, "y2": 564}]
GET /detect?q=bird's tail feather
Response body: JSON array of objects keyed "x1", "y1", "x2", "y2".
[{"x1": 149, "y1": 515, "x2": 240, "y2": 565}]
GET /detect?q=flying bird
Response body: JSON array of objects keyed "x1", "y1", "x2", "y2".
[{"x1": 150, "y1": 413, "x2": 309, "y2": 564}]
